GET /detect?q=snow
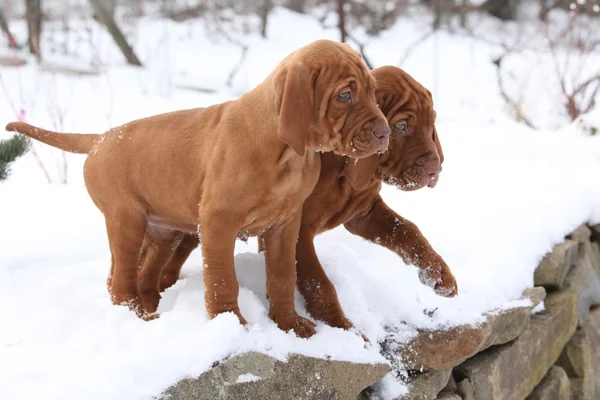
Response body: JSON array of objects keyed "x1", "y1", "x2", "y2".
[
  {"x1": 236, "y1": 373, "x2": 263, "y2": 383},
  {"x1": 1, "y1": 6, "x2": 600, "y2": 400}
]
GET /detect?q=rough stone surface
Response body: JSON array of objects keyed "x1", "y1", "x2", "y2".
[
  {"x1": 442, "y1": 374, "x2": 458, "y2": 393},
  {"x1": 453, "y1": 290, "x2": 578, "y2": 400},
  {"x1": 586, "y1": 308, "x2": 600, "y2": 397},
  {"x1": 161, "y1": 352, "x2": 390, "y2": 400},
  {"x1": 398, "y1": 288, "x2": 544, "y2": 370},
  {"x1": 396, "y1": 369, "x2": 452, "y2": 400},
  {"x1": 564, "y1": 244, "x2": 600, "y2": 327},
  {"x1": 534, "y1": 240, "x2": 579, "y2": 290},
  {"x1": 435, "y1": 394, "x2": 461, "y2": 400},
  {"x1": 525, "y1": 366, "x2": 572, "y2": 400},
  {"x1": 455, "y1": 378, "x2": 476, "y2": 400},
  {"x1": 586, "y1": 241, "x2": 600, "y2": 278},
  {"x1": 557, "y1": 328, "x2": 595, "y2": 400},
  {"x1": 567, "y1": 224, "x2": 592, "y2": 243},
  {"x1": 590, "y1": 224, "x2": 600, "y2": 244}
]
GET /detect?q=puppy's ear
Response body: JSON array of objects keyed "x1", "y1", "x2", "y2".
[
  {"x1": 343, "y1": 154, "x2": 379, "y2": 190},
  {"x1": 274, "y1": 62, "x2": 314, "y2": 156},
  {"x1": 433, "y1": 126, "x2": 444, "y2": 163}
]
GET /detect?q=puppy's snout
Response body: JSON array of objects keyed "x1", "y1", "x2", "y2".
[
  {"x1": 425, "y1": 159, "x2": 442, "y2": 176},
  {"x1": 373, "y1": 121, "x2": 391, "y2": 141}
]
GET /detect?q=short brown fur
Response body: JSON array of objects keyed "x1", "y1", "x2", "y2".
[
  {"x1": 5, "y1": 40, "x2": 391, "y2": 338},
  {"x1": 142, "y1": 66, "x2": 458, "y2": 331}
]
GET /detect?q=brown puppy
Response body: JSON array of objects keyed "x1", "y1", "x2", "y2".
[
  {"x1": 149, "y1": 66, "x2": 458, "y2": 331},
  {"x1": 5, "y1": 40, "x2": 390, "y2": 338}
]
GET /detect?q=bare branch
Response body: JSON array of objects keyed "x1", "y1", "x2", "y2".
[
  {"x1": 493, "y1": 55, "x2": 537, "y2": 129},
  {"x1": 396, "y1": 31, "x2": 434, "y2": 66}
]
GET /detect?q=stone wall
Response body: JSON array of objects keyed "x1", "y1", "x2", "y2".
[
  {"x1": 160, "y1": 223, "x2": 600, "y2": 400},
  {"x1": 396, "y1": 223, "x2": 600, "y2": 400}
]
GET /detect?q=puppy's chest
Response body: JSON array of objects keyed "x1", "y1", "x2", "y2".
[
  {"x1": 243, "y1": 155, "x2": 320, "y2": 232},
  {"x1": 308, "y1": 175, "x2": 379, "y2": 232}
]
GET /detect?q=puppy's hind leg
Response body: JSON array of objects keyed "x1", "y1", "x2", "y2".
[
  {"x1": 104, "y1": 212, "x2": 149, "y2": 319},
  {"x1": 158, "y1": 233, "x2": 199, "y2": 292},
  {"x1": 137, "y1": 228, "x2": 185, "y2": 315}
]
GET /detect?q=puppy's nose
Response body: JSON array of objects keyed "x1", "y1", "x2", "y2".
[
  {"x1": 425, "y1": 159, "x2": 442, "y2": 175},
  {"x1": 373, "y1": 122, "x2": 391, "y2": 141}
]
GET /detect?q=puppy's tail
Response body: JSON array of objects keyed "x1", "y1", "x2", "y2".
[{"x1": 5, "y1": 122, "x2": 101, "y2": 154}]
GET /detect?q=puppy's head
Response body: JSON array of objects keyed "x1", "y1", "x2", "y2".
[
  {"x1": 345, "y1": 66, "x2": 444, "y2": 190},
  {"x1": 273, "y1": 40, "x2": 390, "y2": 158}
]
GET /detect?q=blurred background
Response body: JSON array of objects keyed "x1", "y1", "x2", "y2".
[
  {"x1": 1, "y1": 4, "x2": 600, "y2": 399},
  {"x1": 0, "y1": 0, "x2": 598, "y2": 184}
]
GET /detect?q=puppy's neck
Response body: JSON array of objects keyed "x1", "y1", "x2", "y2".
[{"x1": 238, "y1": 82, "x2": 299, "y2": 162}]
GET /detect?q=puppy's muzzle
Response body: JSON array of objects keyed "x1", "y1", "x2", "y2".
[
  {"x1": 424, "y1": 159, "x2": 442, "y2": 188},
  {"x1": 372, "y1": 121, "x2": 391, "y2": 151}
]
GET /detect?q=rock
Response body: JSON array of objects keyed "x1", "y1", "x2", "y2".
[
  {"x1": 557, "y1": 329, "x2": 591, "y2": 378},
  {"x1": 481, "y1": 287, "x2": 546, "y2": 350},
  {"x1": 557, "y1": 328, "x2": 595, "y2": 399},
  {"x1": 586, "y1": 308, "x2": 600, "y2": 396},
  {"x1": 567, "y1": 225, "x2": 592, "y2": 243},
  {"x1": 436, "y1": 394, "x2": 461, "y2": 400},
  {"x1": 397, "y1": 288, "x2": 544, "y2": 370},
  {"x1": 525, "y1": 366, "x2": 572, "y2": 400},
  {"x1": 399, "y1": 324, "x2": 490, "y2": 372},
  {"x1": 590, "y1": 224, "x2": 600, "y2": 242},
  {"x1": 534, "y1": 240, "x2": 579, "y2": 290},
  {"x1": 523, "y1": 286, "x2": 547, "y2": 308},
  {"x1": 564, "y1": 244, "x2": 600, "y2": 327},
  {"x1": 396, "y1": 369, "x2": 452, "y2": 400},
  {"x1": 161, "y1": 352, "x2": 390, "y2": 400},
  {"x1": 443, "y1": 374, "x2": 458, "y2": 393},
  {"x1": 455, "y1": 378, "x2": 476, "y2": 400},
  {"x1": 586, "y1": 241, "x2": 600, "y2": 278},
  {"x1": 453, "y1": 290, "x2": 578, "y2": 400}
]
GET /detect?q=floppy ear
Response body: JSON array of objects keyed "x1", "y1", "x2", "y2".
[
  {"x1": 274, "y1": 62, "x2": 314, "y2": 156},
  {"x1": 342, "y1": 154, "x2": 380, "y2": 190},
  {"x1": 433, "y1": 126, "x2": 444, "y2": 163}
]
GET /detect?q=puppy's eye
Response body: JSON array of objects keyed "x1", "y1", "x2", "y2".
[
  {"x1": 393, "y1": 121, "x2": 407, "y2": 132},
  {"x1": 337, "y1": 91, "x2": 351, "y2": 101}
]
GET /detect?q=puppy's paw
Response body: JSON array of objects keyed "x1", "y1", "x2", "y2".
[
  {"x1": 272, "y1": 313, "x2": 317, "y2": 338},
  {"x1": 418, "y1": 261, "x2": 458, "y2": 297},
  {"x1": 309, "y1": 308, "x2": 354, "y2": 331},
  {"x1": 292, "y1": 316, "x2": 317, "y2": 338}
]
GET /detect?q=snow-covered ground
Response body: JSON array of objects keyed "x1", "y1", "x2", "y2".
[{"x1": 1, "y1": 7, "x2": 600, "y2": 400}]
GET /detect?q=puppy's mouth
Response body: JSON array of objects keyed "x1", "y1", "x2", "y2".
[
  {"x1": 348, "y1": 135, "x2": 388, "y2": 157},
  {"x1": 382, "y1": 171, "x2": 439, "y2": 191},
  {"x1": 427, "y1": 173, "x2": 440, "y2": 188}
]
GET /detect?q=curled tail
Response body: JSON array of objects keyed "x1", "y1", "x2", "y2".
[{"x1": 5, "y1": 122, "x2": 101, "y2": 154}]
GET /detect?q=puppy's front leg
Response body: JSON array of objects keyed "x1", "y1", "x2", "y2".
[
  {"x1": 296, "y1": 229, "x2": 354, "y2": 330},
  {"x1": 262, "y1": 210, "x2": 316, "y2": 338},
  {"x1": 200, "y1": 212, "x2": 247, "y2": 324},
  {"x1": 344, "y1": 196, "x2": 458, "y2": 297}
]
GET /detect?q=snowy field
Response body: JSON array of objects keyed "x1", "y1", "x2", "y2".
[{"x1": 1, "y1": 6, "x2": 600, "y2": 400}]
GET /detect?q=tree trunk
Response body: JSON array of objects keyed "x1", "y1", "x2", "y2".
[
  {"x1": 0, "y1": 8, "x2": 19, "y2": 48},
  {"x1": 285, "y1": 0, "x2": 305, "y2": 13},
  {"x1": 482, "y1": 0, "x2": 519, "y2": 20},
  {"x1": 259, "y1": 0, "x2": 273, "y2": 38},
  {"x1": 25, "y1": 0, "x2": 42, "y2": 60},
  {"x1": 88, "y1": 0, "x2": 142, "y2": 66},
  {"x1": 336, "y1": 0, "x2": 347, "y2": 43}
]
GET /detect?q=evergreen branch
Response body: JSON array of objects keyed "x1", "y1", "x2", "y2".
[{"x1": 0, "y1": 135, "x2": 31, "y2": 181}]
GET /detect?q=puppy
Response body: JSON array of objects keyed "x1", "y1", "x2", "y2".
[{"x1": 5, "y1": 40, "x2": 390, "y2": 338}]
